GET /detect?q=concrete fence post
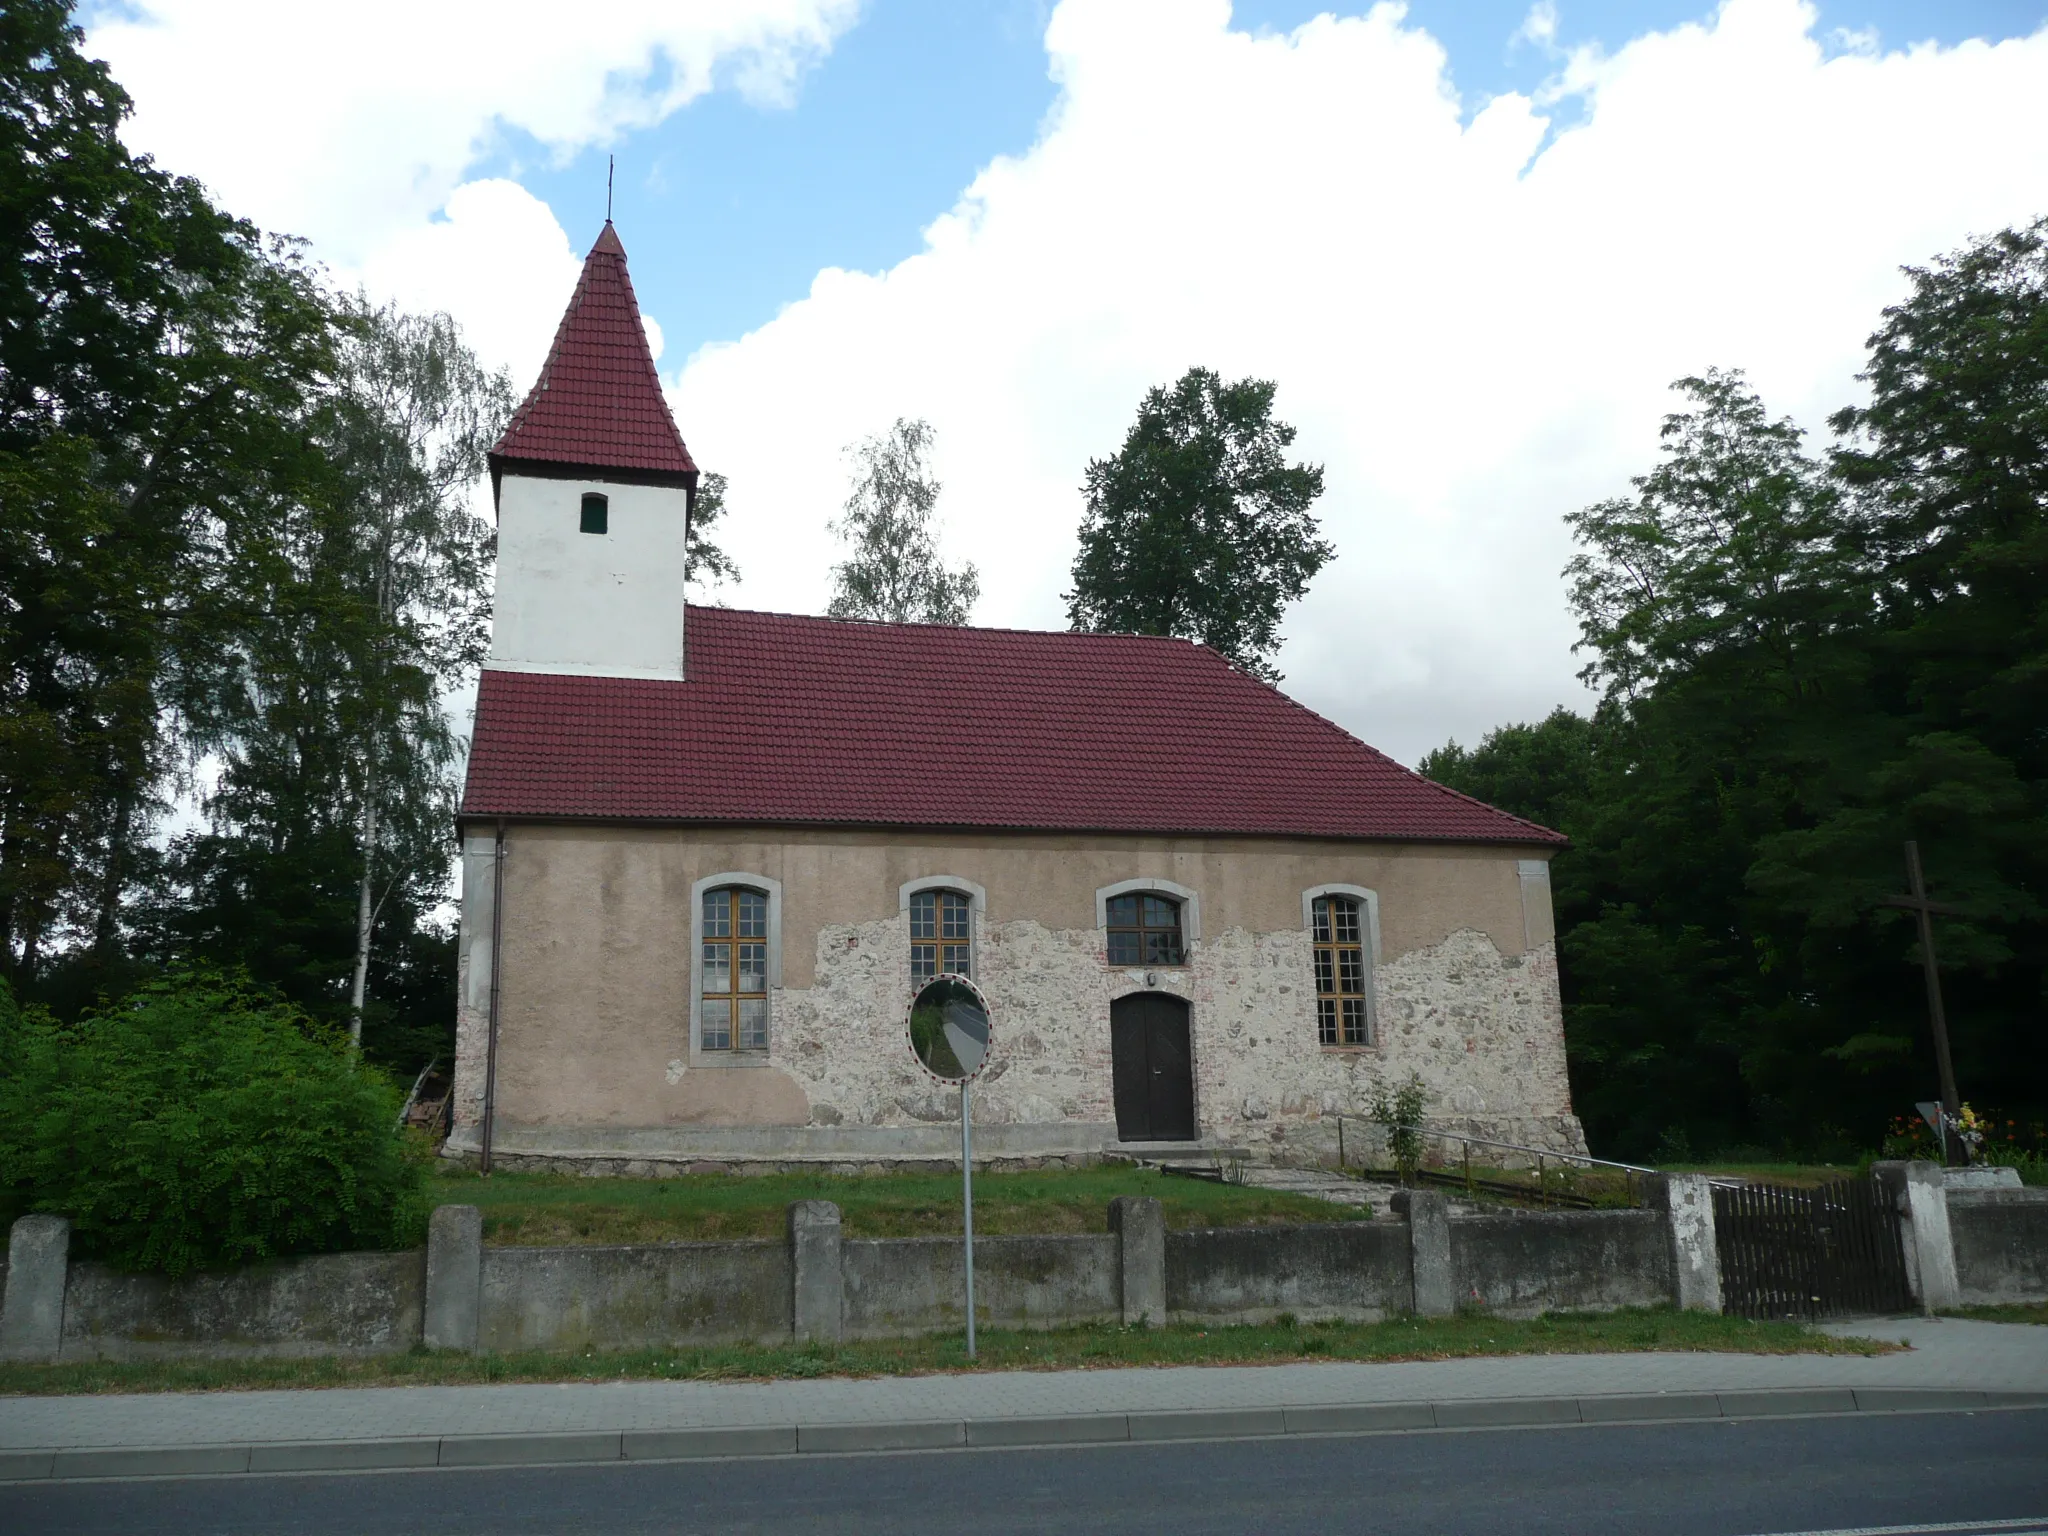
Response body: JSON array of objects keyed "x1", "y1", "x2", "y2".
[
  {"x1": 1109, "y1": 1196, "x2": 1166, "y2": 1326},
  {"x1": 1651, "y1": 1174, "x2": 1723, "y2": 1313},
  {"x1": 0, "y1": 1214, "x2": 70, "y2": 1361},
  {"x1": 1392, "y1": 1189, "x2": 1454, "y2": 1318},
  {"x1": 789, "y1": 1200, "x2": 844, "y2": 1343},
  {"x1": 1874, "y1": 1160, "x2": 1960, "y2": 1314},
  {"x1": 423, "y1": 1204, "x2": 484, "y2": 1351}
]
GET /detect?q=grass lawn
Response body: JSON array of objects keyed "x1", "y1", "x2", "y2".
[
  {"x1": 435, "y1": 1165, "x2": 1370, "y2": 1245},
  {"x1": 1942, "y1": 1302, "x2": 2048, "y2": 1325},
  {"x1": 0, "y1": 1308, "x2": 1898, "y2": 1397}
]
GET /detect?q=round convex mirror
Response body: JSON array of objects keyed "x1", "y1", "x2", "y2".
[{"x1": 907, "y1": 976, "x2": 991, "y2": 1082}]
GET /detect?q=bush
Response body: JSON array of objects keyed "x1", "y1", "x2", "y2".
[{"x1": 0, "y1": 972, "x2": 429, "y2": 1275}]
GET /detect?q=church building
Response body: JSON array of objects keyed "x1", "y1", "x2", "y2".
[{"x1": 449, "y1": 223, "x2": 1586, "y2": 1172}]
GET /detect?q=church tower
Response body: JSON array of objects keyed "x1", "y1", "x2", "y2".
[{"x1": 486, "y1": 222, "x2": 698, "y2": 681}]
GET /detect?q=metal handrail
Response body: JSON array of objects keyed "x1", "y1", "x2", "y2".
[{"x1": 1330, "y1": 1115, "x2": 1744, "y2": 1206}]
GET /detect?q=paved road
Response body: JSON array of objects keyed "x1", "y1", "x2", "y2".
[{"x1": 4, "y1": 1407, "x2": 2044, "y2": 1535}]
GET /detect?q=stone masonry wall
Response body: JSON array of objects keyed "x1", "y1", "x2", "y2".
[{"x1": 770, "y1": 913, "x2": 1580, "y2": 1159}]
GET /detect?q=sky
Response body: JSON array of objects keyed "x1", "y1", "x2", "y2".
[{"x1": 83, "y1": 0, "x2": 2048, "y2": 766}]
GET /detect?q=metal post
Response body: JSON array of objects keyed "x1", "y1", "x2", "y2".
[
  {"x1": 1464, "y1": 1142, "x2": 1473, "y2": 1195},
  {"x1": 1337, "y1": 1116, "x2": 1345, "y2": 1171},
  {"x1": 961, "y1": 1078, "x2": 976, "y2": 1361}
]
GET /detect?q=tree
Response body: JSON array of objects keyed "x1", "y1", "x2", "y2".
[
  {"x1": 159, "y1": 299, "x2": 509, "y2": 1055},
  {"x1": 1066, "y1": 367, "x2": 1330, "y2": 680},
  {"x1": 687, "y1": 471, "x2": 740, "y2": 592},
  {"x1": 0, "y1": 1, "x2": 337, "y2": 997},
  {"x1": 827, "y1": 418, "x2": 977, "y2": 624},
  {"x1": 1427, "y1": 225, "x2": 2048, "y2": 1161}
]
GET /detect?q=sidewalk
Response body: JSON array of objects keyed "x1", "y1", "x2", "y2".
[{"x1": 3, "y1": 1317, "x2": 2043, "y2": 1481}]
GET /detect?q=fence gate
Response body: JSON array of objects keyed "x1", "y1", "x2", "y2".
[{"x1": 1712, "y1": 1177, "x2": 1912, "y2": 1320}]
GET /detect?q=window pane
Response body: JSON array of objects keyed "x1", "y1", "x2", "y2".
[
  {"x1": 701, "y1": 945, "x2": 730, "y2": 998},
  {"x1": 1317, "y1": 997, "x2": 1337, "y2": 1046},
  {"x1": 738, "y1": 999, "x2": 768, "y2": 1051},
  {"x1": 702, "y1": 893, "x2": 730, "y2": 938},
  {"x1": 738, "y1": 942, "x2": 767, "y2": 995},
  {"x1": 909, "y1": 891, "x2": 935, "y2": 939},
  {"x1": 911, "y1": 943, "x2": 936, "y2": 981},
  {"x1": 1312, "y1": 897, "x2": 1332, "y2": 943},
  {"x1": 1142, "y1": 895, "x2": 1178, "y2": 929},
  {"x1": 941, "y1": 942, "x2": 970, "y2": 978},
  {"x1": 1106, "y1": 894, "x2": 1138, "y2": 925},
  {"x1": 700, "y1": 998, "x2": 731, "y2": 1051},
  {"x1": 1145, "y1": 930, "x2": 1182, "y2": 966},
  {"x1": 738, "y1": 891, "x2": 767, "y2": 938},
  {"x1": 1333, "y1": 899, "x2": 1361, "y2": 944},
  {"x1": 1340, "y1": 951, "x2": 1366, "y2": 994},
  {"x1": 941, "y1": 894, "x2": 970, "y2": 940},
  {"x1": 1107, "y1": 931, "x2": 1141, "y2": 967},
  {"x1": 1342, "y1": 997, "x2": 1368, "y2": 1046},
  {"x1": 1314, "y1": 949, "x2": 1334, "y2": 994}
]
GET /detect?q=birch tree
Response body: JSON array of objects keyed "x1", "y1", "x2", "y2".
[{"x1": 827, "y1": 419, "x2": 978, "y2": 625}]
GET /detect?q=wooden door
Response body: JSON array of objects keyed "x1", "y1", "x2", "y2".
[{"x1": 1110, "y1": 993, "x2": 1196, "y2": 1141}]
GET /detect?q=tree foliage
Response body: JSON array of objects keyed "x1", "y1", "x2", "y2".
[
  {"x1": 1066, "y1": 367, "x2": 1330, "y2": 680},
  {"x1": 828, "y1": 418, "x2": 977, "y2": 625},
  {"x1": 687, "y1": 470, "x2": 740, "y2": 592},
  {"x1": 1425, "y1": 221, "x2": 2048, "y2": 1161}
]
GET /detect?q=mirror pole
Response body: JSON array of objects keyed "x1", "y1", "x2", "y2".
[{"x1": 962, "y1": 1077, "x2": 976, "y2": 1361}]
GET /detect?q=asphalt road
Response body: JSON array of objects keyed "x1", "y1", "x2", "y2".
[{"x1": 5, "y1": 1407, "x2": 2045, "y2": 1536}]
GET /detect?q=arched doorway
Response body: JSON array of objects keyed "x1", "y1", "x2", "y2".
[{"x1": 1110, "y1": 993, "x2": 1195, "y2": 1141}]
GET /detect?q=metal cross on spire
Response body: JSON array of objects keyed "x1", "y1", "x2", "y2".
[
  {"x1": 607, "y1": 154, "x2": 614, "y2": 222},
  {"x1": 1880, "y1": 840, "x2": 1967, "y2": 1163}
]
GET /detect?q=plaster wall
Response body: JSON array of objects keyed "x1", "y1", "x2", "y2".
[
  {"x1": 453, "y1": 825, "x2": 1581, "y2": 1159},
  {"x1": 490, "y1": 473, "x2": 689, "y2": 680}
]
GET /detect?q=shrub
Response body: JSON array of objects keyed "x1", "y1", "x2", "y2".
[
  {"x1": 0, "y1": 972, "x2": 429, "y2": 1275},
  {"x1": 1370, "y1": 1071, "x2": 1429, "y2": 1184}
]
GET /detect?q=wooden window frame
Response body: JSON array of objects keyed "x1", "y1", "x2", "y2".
[
  {"x1": 1302, "y1": 884, "x2": 1379, "y2": 1048},
  {"x1": 1096, "y1": 878, "x2": 1200, "y2": 970},
  {"x1": 689, "y1": 872, "x2": 781, "y2": 1063},
  {"x1": 1105, "y1": 893, "x2": 1185, "y2": 968},
  {"x1": 909, "y1": 888, "x2": 974, "y2": 985}
]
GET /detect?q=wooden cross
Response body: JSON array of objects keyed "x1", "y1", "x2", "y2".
[{"x1": 1879, "y1": 840, "x2": 1966, "y2": 1163}]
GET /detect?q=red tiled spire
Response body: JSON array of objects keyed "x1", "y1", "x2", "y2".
[{"x1": 489, "y1": 222, "x2": 698, "y2": 494}]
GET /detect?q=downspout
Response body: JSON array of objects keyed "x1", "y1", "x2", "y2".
[{"x1": 480, "y1": 819, "x2": 507, "y2": 1176}]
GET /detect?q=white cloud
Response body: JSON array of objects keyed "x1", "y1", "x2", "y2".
[
  {"x1": 666, "y1": 0, "x2": 2048, "y2": 764},
  {"x1": 88, "y1": 0, "x2": 861, "y2": 266}
]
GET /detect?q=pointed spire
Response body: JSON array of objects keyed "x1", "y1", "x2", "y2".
[{"x1": 489, "y1": 224, "x2": 697, "y2": 494}]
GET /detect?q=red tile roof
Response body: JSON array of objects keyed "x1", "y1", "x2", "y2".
[
  {"x1": 462, "y1": 607, "x2": 1564, "y2": 845},
  {"x1": 489, "y1": 222, "x2": 698, "y2": 488}
]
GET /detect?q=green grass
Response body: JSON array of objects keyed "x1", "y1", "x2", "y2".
[
  {"x1": 1942, "y1": 1302, "x2": 2048, "y2": 1325},
  {"x1": 435, "y1": 1165, "x2": 1371, "y2": 1246},
  {"x1": 0, "y1": 1308, "x2": 1897, "y2": 1396}
]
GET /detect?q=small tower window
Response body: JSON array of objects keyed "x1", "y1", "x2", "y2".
[{"x1": 579, "y1": 492, "x2": 609, "y2": 535}]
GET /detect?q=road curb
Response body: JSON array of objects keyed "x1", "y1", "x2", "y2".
[{"x1": 4, "y1": 1388, "x2": 2042, "y2": 1483}]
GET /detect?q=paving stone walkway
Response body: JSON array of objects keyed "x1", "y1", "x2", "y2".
[{"x1": 2, "y1": 1317, "x2": 2041, "y2": 1455}]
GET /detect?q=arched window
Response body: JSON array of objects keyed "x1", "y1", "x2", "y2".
[
  {"x1": 701, "y1": 886, "x2": 768, "y2": 1051},
  {"x1": 1107, "y1": 892, "x2": 1183, "y2": 967},
  {"x1": 1312, "y1": 893, "x2": 1370, "y2": 1046},
  {"x1": 579, "y1": 491, "x2": 609, "y2": 534},
  {"x1": 909, "y1": 888, "x2": 972, "y2": 982}
]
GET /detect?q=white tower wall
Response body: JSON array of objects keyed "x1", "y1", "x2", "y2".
[{"x1": 490, "y1": 473, "x2": 688, "y2": 680}]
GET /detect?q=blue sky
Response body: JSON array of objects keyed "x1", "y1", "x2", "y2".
[{"x1": 485, "y1": 0, "x2": 2048, "y2": 364}]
